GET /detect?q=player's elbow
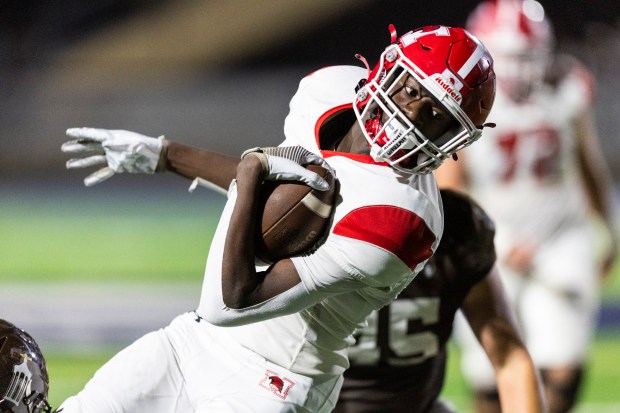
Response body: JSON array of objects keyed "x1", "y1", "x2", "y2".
[{"x1": 198, "y1": 304, "x2": 248, "y2": 327}]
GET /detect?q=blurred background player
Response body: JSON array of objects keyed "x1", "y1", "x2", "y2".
[
  {"x1": 435, "y1": 1, "x2": 619, "y2": 412},
  {"x1": 333, "y1": 189, "x2": 544, "y2": 413},
  {"x1": 0, "y1": 319, "x2": 52, "y2": 413}
]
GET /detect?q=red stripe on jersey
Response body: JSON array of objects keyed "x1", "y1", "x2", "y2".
[{"x1": 333, "y1": 205, "x2": 436, "y2": 270}]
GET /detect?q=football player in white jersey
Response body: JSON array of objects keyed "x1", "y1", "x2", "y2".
[
  {"x1": 59, "y1": 25, "x2": 496, "y2": 412},
  {"x1": 435, "y1": 2, "x2": 618, "y2": 413}
]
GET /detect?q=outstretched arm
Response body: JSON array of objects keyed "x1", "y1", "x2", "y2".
[
  {"x1": 61, "y1": 128, "x2": 332, "y2": 194},
  {"x1": 61, "y1": 128, "x2": 239, "y2": 189},
  {"x1": 461, "y1": 266, "x2": 546, "y2": 413},
  {"x1": 163, "y1": 140, "x2": 239, "y2": 189},
  {"x1": 62, "y1": 128, "x2": 240, "y2": 189}
]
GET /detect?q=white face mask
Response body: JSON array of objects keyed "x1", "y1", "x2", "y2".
[{"x1": 355, "y1": 59, "x2": 478, "y2": 174}]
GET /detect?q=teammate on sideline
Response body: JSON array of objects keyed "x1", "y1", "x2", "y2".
[
  {"x1": 435, "y1": 2, "x2": 618, "y2": 412},
  {"x1": 0, "y1": 319, "x2": 53, "y2": 413},
  {"x1": 60, "y1": 25, "x2": 496, "y2": 412},
  {"x1": 333, "y1": 189, "x2": 545, "y2": 413}
]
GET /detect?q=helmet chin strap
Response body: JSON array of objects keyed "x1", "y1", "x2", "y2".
[
  {"x1": 23, "y1": 390, "x2": 52, "y2": 413},
  {"x1": 354, "y1": 54, "x2": 371, "y2": 80},
  {"x1": 364, "y1": 110, "x2": 383, "y2": 141}
]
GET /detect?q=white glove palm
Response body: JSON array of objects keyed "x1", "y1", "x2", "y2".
[{"x1": 62, "y1": 128, "x2": 165, "y2": 186}]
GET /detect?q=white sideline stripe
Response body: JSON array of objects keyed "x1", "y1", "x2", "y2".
[{"x1": 301, "y1": 192, "x2": 332, "y2": 218}]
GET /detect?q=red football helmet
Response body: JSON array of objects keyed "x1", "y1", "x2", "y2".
[
  {"x1": 0, "y1": 320, "x2": 51, "y2": 413},
  {"x1": 354, "y1": 25, "x2": 496, "y2": 174},
  {"x1": 467, "y1": 0, "x2": 553, "y2": 101}
]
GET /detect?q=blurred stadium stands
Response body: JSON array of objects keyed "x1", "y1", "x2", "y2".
[{"x1": 1, "y1": 0, "x2": 619, "y2": 177}]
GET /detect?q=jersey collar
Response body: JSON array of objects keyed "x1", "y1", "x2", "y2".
[{"x1": 315, "y1": 104, "x2": 389, "y2": 167}]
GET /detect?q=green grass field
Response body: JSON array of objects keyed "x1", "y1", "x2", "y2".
[
  {"x1": 3, "y1": 188, "x2": 620, "y2": 411},
  {"x1": 44, "y1": 335, "x2": 620, "y2": 412}
]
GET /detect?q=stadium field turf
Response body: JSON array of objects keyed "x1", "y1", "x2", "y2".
[
  {"x1": 45, "y1": 334, "x2": 620, "y2": 412},
  {"x1": 4, "y1": 186, "x2": 620, "y2": 412}
]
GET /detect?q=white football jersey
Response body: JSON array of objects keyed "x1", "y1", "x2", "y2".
[
  {"x1": 197, "y1": 66, "x2": 444, "y2": 377},
  {"x1": 461, "y1": 58, "x2": 595, "y2": 247}
]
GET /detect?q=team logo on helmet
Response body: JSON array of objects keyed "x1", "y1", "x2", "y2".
[
  {"x1": 432, "y1": 71, "x2": 463, "y2": 104},
  {"x1": 258, "y1": 370, "x2": 295, "y2": 400}
]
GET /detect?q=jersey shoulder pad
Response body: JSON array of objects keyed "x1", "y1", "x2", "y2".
[{"x1": 333, "y1": 204, "x2": 436, "y2": 271}]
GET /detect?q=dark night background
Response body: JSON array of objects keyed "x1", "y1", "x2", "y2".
[{"x1": 1, "y1": 0, "x2": 619, "y2": 175}]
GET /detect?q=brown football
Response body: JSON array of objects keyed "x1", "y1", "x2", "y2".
[{"x1": 255, "y1": 164, "x2": 338, "y2": 264}]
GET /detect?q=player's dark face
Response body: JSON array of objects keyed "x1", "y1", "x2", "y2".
[{"x1": 390, "y1": 75, "x2": 457, "y2": 141}]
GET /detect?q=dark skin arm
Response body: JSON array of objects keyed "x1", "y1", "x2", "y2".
[
  {"x1": 462, "y1": 266, "x2": 545, "y2": 413},
  {"x1": 160, "y1": 141, "x2": 318, "y2": 309},
  {"x1": 162, "y1": 140, "x2": 240, "y2": 190},
  {"x1": 221, "y1": 155, "x2": 302, "y2": 309}
]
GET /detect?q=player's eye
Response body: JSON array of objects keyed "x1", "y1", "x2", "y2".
[
  {"x1": 404, "y1": 85, "x2": 419, "y2": 99},
  {"x1": 431, "y1": 108, "x2": 444, "y2": 120}
]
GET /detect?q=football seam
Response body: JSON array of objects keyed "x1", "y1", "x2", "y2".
[
  {"x1": 301, "y1": 192, "x2": 333, "y2": 218},
  {"x1": 263, "y1": 200, "x2": 313, "y2": 236}
]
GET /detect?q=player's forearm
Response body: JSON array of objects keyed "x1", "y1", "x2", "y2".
[
  {"x1": 495, "y1": 349, "x2": 546, "y2": 413},
  {"x1": 221, "y1": 157, "x2": 264, "y2": 309},
  {"x1": 163, "y1": 140, "x2": 239, "y2": 189}
]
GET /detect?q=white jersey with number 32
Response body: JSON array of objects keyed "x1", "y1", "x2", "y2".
[{"x1": 462, "y1": 58, "x2": 595, "y2": 246}]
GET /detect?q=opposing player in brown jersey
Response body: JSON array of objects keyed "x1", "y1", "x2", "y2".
[{"x1": 334, "y1": 189, "x2": 544, "y2": 413}]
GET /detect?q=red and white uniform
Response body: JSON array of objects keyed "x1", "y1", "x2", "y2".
[
  {"x1": 195, "y1": 65, "x2": 443, "y2": 406},
  {"x1": 335, "y1": 190, "x2": 496, "y2": 413},
  {"x1": 455, "y1": 57, "x2": 601, "y2": 387},
  {"x1": 60, "y1": 66, "x2": 444, "y2": 413}
]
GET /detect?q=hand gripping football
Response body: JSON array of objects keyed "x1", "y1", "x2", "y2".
[{"x1": 256, "y1": 164, "x2": 338, "y2": 264}]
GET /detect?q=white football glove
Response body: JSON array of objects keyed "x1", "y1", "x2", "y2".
[
  {"x1": 241, "y1": 146, "x2": 334, "y2": 191},
  {"x1": 62, "y1": 128, "x2": 165, "y2": 186}
]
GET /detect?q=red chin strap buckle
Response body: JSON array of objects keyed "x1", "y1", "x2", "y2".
[{"x1": 364, "y1": 111, "x2": 383, "y2": 140}]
